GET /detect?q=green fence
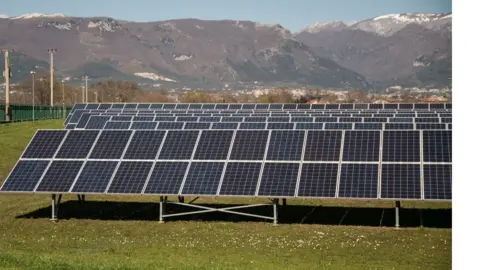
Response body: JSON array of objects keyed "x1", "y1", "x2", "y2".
[{"x1": 0, "y1": 104, "x2": 72, "y2": 122}]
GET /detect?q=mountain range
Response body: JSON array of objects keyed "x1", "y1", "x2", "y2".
[{"x1": 0, "y1": 12, "x2": 451, "y2": 91}]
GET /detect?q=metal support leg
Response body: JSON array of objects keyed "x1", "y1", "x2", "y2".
[
  {"x1": 282, "y1": 198, "x2": 287, "y2": 206},
  {"x1": 273, "y1": 198, "x2": 279, "y2": 226},
  {"x1": 419, "y1": 209, "x2": 424, "y2": 227},
  {"x1": 159, "y1": 196, "x2": 165, "y2": 223},
  {"x1": 395, "y1": 201, "x2": 401, "y2": 229},
  {"x1": 51, "y1": 194, "x2": 57, "y2": 221},
  {"x1": 178, "y1": 196, "x2": 184, "y2": 203},
  {"x1": 82, "y1": 194, "x2": 86, "y2": 202},
  {"x1": 77, "y1": 194, "x2": 82, "y2": 202}
]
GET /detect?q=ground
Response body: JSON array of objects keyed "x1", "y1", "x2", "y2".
[{"x1": 0, "y1": 120, "x2": 452, "y2": 269}]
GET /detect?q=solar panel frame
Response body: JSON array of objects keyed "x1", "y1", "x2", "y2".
[{"x1": 380, "y1": 164, "x2": 421, "y2": 200}]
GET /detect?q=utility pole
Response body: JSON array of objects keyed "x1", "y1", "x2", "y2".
[
  {"x1": 47, "y1": 48, "x2": 57, "y2": 107},
  {"x1": 2, "y1": 49, "x2": 13, "y2": 121},
  {"x1": 83, "y1": 75, "x2": 89, "y2": 103},
  {"x1": 31, "y1": 70, "x2": 36, "y2": 120},
  {"x1": 61, "y1": 79, "x2": 65, "y2": 118},
  {"x1": 94, "y1": 91, "x2": 98, "y2": 103}
]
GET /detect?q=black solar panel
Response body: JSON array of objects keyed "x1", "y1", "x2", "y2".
[
  {"x1": 107, "y1": 161, "x2": 153, "y2": 194},
  {"x1": 415, "y1": 118, "x2": 440, "y2": 123},
  {"x1": 124, "y1": 104, "x2": 138, "y2": 109},
  {"x1": 423, "y1": 130, "x2": 452, "y2": 162},
  {"x1": 311, "y1": 104, "x2": 325, "y2": 109},
  {"x1": 70, "y1": 161, "x2": 118, "y2": 193},
  {"x1": 133, "y1": 116, "x2": 155, "y2": 122},
  {"x1": 143, "y1": 162, "x2": 188, "y2": 194},
  {"x1": 338, "y1": 164, "x2": 378, "y2": 198},
  {"x1": 181, "y1": 162, "x2": 224, "y2": 195},
  {"x1": 156, "y1": 122, "x2": 184, "y2": 130},
  {"x1": 381, "y1": 164, "x2": 421, "y2": 199},
  {"x1": 382, "y1": 131, "x2": 420, "y2": 162},
  {"x1": 325, "y1": 104, "x2": 339, "y2": 110},
  {"x1": 389, "y1": 117, "x2": 414, "y2": 123},
  {"x1": 194, "y1": 131, "x2": 234, "y2": 160},
  {"x1": 414, "y1": 103, "x2": 429, "y2": 109},
  {"x1": 69, "y1": 109, "x2": 88, "y2": 124},
  {"x1": 416, "y1": 123, "x2": 446, "y2": 130},
  {"x1": 137, "y1": 104, "x2": 150, "y2": 109},
  {"x1": 55, "y1": 130, "x2": 99, "y2": 159},
  {"x1": 104, "y1": 121, "x2": 131, "y2": 130},
  {"x1": 98, "y1": 104, "x2": 112, "y2": 110},
  {"x1": 89, "y1": 130, "x2": 132, "y2": 159},
  {"x1": 257, "y1": 163, "x2": 299, "y2": 197},
  {"x1": 315, "y1": 117, "x2": 338, "y2": 123},
  {"x1": 244, "y1": 117, "x2": 266, "y2": 123},
  {"x1": 230, "y1": 130, "x2": 268, "y2": 160},
  {"x1": 268, "y1": 117, "x2": 290, "y2": 122},
  {"x1": 354, "y1": 123, "x2": 383, "y2": 130},
  {"x1": 22, "y1": 130, "x2": 67, "y2": 158},
  {"x1": 283, "y1": 104, "x2": 297, "y2": 110},
  {"x1": 354, "y1": 104, "x2": 368, "y2": 109},
  {"x1": 228, "y1": 104, "x2": 242, "y2": 110},
  {"x1": 269, "y1": 104, "x2": 283, "y2": 109},
  {"x1": 176, "y1": 104, "x2": 189, "y2": 109},
  {"x1": 212, "y1": 123, "x2": 238, "y2": 129},
  {"x1": 342, "y1": 131, "x2": 380, "y2": 161},
  {"x1": 123, "y1": 131, "x2": 166, "y2": 160},
  {"x1": 158, "y1": 131, "x2": 199, "y2": 160},
  {"x1": 155, "y1": 116, "x2": 176, "y2": 122},
  {"x1": 85, "y1": 104, "x2": 99, "y2": 110},
  {"x1": 266, "y1": 131, "x2": 304, "y2": 161},
  {"x1": 446, "y1": 103, "x2": 452, "y2": 109},
  {"x1": 76, "y1": 113, "x2": 94, "y2": 129},
  {"x1": 304, "y1": 131, "x2": 342, "y2": 161},
  {"x1": 111, "y1": 116, "x2": 133, "y2": 121},
  {"x1": 267, "y1": 123, "x2": 294, "y2": 129},
  {"x1": 36, "y1": 161, "x2": 84, "y2": 192},
  {"x1": 111, "y1": 104, "x2": 125, "y2": 109},
  {"x1": 295, "y1": 123, "x2": 324, "y2": 130},
  {"x1": 291, "y1": 117, "x2": 313, "y2": 123},
  {"x1": 85, "y1": 116, "x2": 111, "y2": 129},
  {"x1": 184, "y1": 122, "x2": 212, "y2": 130},
  {"x1": 297, "y1": 164, "x2": 338, "y2": 198},
  {"x1": 0, "y1": 160, "x2": 49, "y2": 192},
  {"x1": 364, "y1": 117, "x2": 387, "y2": 123},
  {"x1": 239, "y1": 123, "x2": 266, "y2": 129},
  {"x1": 324, "y1": 123, "x2": 353, "y2": 130},
  {"x1": 399, "y1": 104, "x2": 414, "y2": 109},
  {"x1": 339, "y1": 117, "x2": 363, "y2": 123},
  {"x1": 441, "y1": 118, "x2": 452, "y2": 123},
  {"x1": 423, "y1": 164, "x2": 452, "y2": 200},
  {"x1": 66, "y1": 124, "x2": 76, "y2": 130},
  {"x1": 221, "y1": 117, "x2": 243, "y2": 122},
  {"x1": 384, "y1": 123, "x2": 414, "y2": 130},
  {"x1": 130, "y1": 122, "x2": 157, "y2": 130},
  {"x1": 199, "y1": 117, "x2": 221, "y2": 122},
  {"x1": 202, "y1": 104, "x2": 215, "y2": 109},
  {"x1": 219, "y1": 162, "x2": 262, "y2": 196},
  {"x1": 72, "y1": 104, "x2": 87, "y2": 110},
  {"x1": 369, "y1": 104, "x2": 383, "y2": 109}
]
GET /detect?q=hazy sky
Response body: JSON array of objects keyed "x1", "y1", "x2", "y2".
[{"x1": 2, "y1": 0, "x2": 452, "y2": 31}]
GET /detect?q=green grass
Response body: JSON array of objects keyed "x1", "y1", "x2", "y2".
[{"x1": 0, "y1": 120, "x2": 452, "y2": 269}]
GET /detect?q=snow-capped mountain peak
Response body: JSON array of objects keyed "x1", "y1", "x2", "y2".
[
  {"x1": 372, "y1": 13, "x2": 450, "y2": 23},
  {"x1": 302, "y1": 20, "x2": 347, "y2": 33},
  {"x1": 0, "y1": 14, "x2": 8, "y2": 19},
  {"x1": 11, "y1": 13, "x2": 66, "y2": 19}
]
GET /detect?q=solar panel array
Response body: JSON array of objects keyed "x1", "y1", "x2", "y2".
[{"x1": 1, "y1": 128, "x2": 452, "y2": 200}]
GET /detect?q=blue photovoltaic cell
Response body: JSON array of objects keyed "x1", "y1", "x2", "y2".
[
  {"x1": 441, "y1": 118, "x2": 452, "y2": 123},
  {"x1": 375, "y1": 113, "x2": 394, "y2": 118},
  {"x1": 339, "y1": 117, "x2": 362, "y2": 123},
  {"x1": 230, "y1": 130, "x2": 268, "y2": 160},
  {"x1": 381, "y1": 164, "x2": 421, "y2": 199},
  {"x1": 423, "y1": 130, "x2": 452, "y2": 162},
  {"x1": 137, "y1": 104, "x2": 150, "y2": 109},
  {"x1": 143, "y1": 162, "x2": 188, "y2": 194},
  {"x1": 35, "y1": 161, "x2": 84, "y2": 192},
  {"x1": 184, "y1": 122, "x2": 212, "y2": 130},
  {"x1": 176, "y1": 104, "x2": 189, "y2": 109},
  {"x1": 324, "y1": 123, "x2": 352, "y2": 130},
  {"x1": 130, "y1": 122, "x2": 157, "y2": 130},
  {"x1": 384, "y1": 123, "x2": 414, "y2": 130},
  {"x1": 89, "y1": 130, "x2": 132, "y2": 159},
  {"x1": 72, "y1": 104, "x2": 87, "y2": 110},
  {"x1": 124, "y1": 104, "x2": 138, "y2": 109},
  {"x1": 239, "y1": 123, "x2": 266, "y2": 129},
  {"x1": 212, "y1": 123, "x2": 238, "y2": 129},
  {"x1": 76, "y1": 113, "x2": 93, "y2": 128},
  {"x1": 364, "y1": 117, "x2": 387, "y2": 123},
  {"x1": 297, "y1": 164, "x2": 338, "y2": 198},
  {"x1": 416, "y1": 124, "x2": 446, "y2": 130},
  {"x1": 244, "y1": 117, "x2": 266, "y2": 123},
  {"x1": 124, "y1": 130, "x2": 166, "y2": 160},
  {"x1": 297, "y1": 104, "x2": 311, "y2": 110},
  {"x1": 291, "y1": 117, "x2": 314, "y2": 122},
  {"x1": 354, "y1": 123, "x2": 382, "y2": 130},
  {"x1": 85, "y1": 104, "x2": 99, "y2": 110},
  {"x1": 448, "y1": 123, "x2": 452, "y2": 130},
  {"x1": 221, "y1": 117, "x2": 243, "y2": 122},
  {"x1": 311, "y1": 104, "x2": 325, "y2": 109},
  {"x1": 202, "y1": 104, "x2": 215, "y2": 109},
  {"x1": 315, "y1": 117, "x2": 338, "y2": 123},
  {"x1": 104, "y1": 121, "x2": 131, "y2": 130},
  {"x1": 399, "y1": 104, "x2": 414, "y2": 109},
  {"x1": 189, "y1": 104, "x2": 202, "y2": 109},
  {"x1": 382, "y1": 131, "x2": 420, "y2": 162},
  {"x1": 194, "y1": 130, "x2": 233, "y2": 160},
  {"x1": 340, "y1": 104, "x2": 354, "y2": 109},
  {"x1": 338, "y1": 164, "x2": 378, "y2": 198},
  {"x1": 219, "y1": 162, "x2": 262, "y2": 196},
  {"x1": 228, "y1": 104, "x2": 242, "y2": 110},
  {"x1": 354, "y1": 104, "x2": 368, "y2": 109},
  {"x1": 71, "y1": 161, "x2": 118, "y2": 193},
  {"x1": 111, "y1": 116, "x2": 133, "y2": 121},
  {"x1": 55, "y1": 130, "x2": 99, "y2": 159},
  {"x1": 155, "y1": 116, "x2": 176, "y2": 122},
  {"x1": 304, "y1": 131, "x2": 342, "y2": 161},
  {"x1": 133, "y1": 116, "x2": 155, "y2": 122},
  {"x1": 85, "y1": 116, "x2": 111, "y2": 129},
  {"x1": 423, "y1": 164, "x2": 452, "y2": 200},
  {"x1": 107, "y1": 161, "x2": 153, "y2": 194},
  {"x1": 158, "y1": 131, "x2": 199, "y2": 159},
  {"x1": 266, "y1": 131, "x2": 304, "y2": 161},
  {"x1": 66, "y1": 124, "x2": 76, "y2": 130},
  {"x1": 177, "y1": 116, "x2": 198, "y2": 122},
  {"x1": 22, "y1": 130, "x2": 68, "y2": 158},
  {"x1": 257, "y1": 163, "x2": 299, "y2": 197},
  {"x1": 295, "y1": 123, "x2": 324, "y2": 130},
  {"x1": 342, "y1": 131, "x2": 380, "y2": 161},
  {"x1": 0, "y1": 160, "x2": 49, "y2": 192},
  {"x1": 269, "y1": 104, "x2": 283, "y2": 109},
  {"x1": 414, "y1": 103, "x2": 429, "y2": 109},
  {"x1": 325, "y1": 104, "x2": 339, "y2": 110},
  {"x1": 199, "y1": 117, "x2": 221, "y2": 122},
  {"x1": 69, "y1": 110, "x2": 88, "y2": 124},
  {"x1": 283, "y1": 104, "x2": 297, "y2": 110},
  {"x1": 156, "y1": 122, "x2": 184, "y2": 130},
  {"x1": 215, "y1": 104, "x2": 229, "y2": 110},
  {"x1": 98, "y1": 104, "x2": 112, "y2": 110},
  {"x1": 181, "y1": 162, "x2": 224, "y2": 195},
  {"x1": 415, "y1": 118, "x2": 440, "y2": 123},
  {"x1": 267, "y1": 117, "x2": 290, "y2": 122},
  {"x1": 389, "y1": 118, "x2": 414, "y2": 123},
  {"x1": 417, "y1": 113, "x2": 437, "y2": 117},
  {"x1": 267, "y1": 123, "x2": 294, "y2": 129},
  {"x1": 150, "y1": 104, "x2": 164, "y2": 109},
  {"x1": 111, "y1": 104, "x2": 125, "y2": 109},
  {"x1": 384, "y1": 104, "x2": 398, "y2": 109}
]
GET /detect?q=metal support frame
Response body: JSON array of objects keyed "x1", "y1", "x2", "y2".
[
  {"x1": 158, "y1": 197, "x2": 279, "y2": 225},
  {"x1": 51, "y1": 194, "x2": 62, "y2": 221},
  {"x1": 395, "y1": 201, "x2": 401, "y2": 229},
  {"x1": 77, "y1": 194, "x2": 86, "y2": 202}
]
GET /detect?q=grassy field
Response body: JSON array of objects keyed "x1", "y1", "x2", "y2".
[{"x1": 0, "y1": 120, "x2": 452, "y2": 269}]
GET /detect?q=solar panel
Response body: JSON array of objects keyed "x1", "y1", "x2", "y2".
[
  {"x1": 202, "y1": 104, "x2": 215, "y2": 109},
  {"x1": 446, "y1": 103, "x2": 452, "y2": 109},
  {"x1": 212, "y1": 123, "x2": 239, "y2": 129},
  {"x1": 297, "y1": 163, "x2": 338, "y2": 198},
  {"x1": 76, "y1": 113, "x2": 94, "y2": 129},
  {"x1": 85, "y1": 104, "x2": 99, "y2": 110},
  {"x1": 176, "y1": 104, "x2": 189, "y2": 109},
  {"x1": 239, "y1": 123, "x2": 266, "y2": 130},
  {"x1": 296, "y1": 104, "x2": 311, "y2": 110},
  {"x1": 107, "y1": 161, "x2": 153, "y2": 194},
  {"x1": 133, "y1": 116, "x2": 155, "y2": 122},
  {"x1": 384, "y1": 123, "x2": 414, "y2": 130},
  {"x1": 221, "y1": 117, "x2": 244, "y2": 122},
  {"x1": 85, "y1": 116, "x2": 111, "y2": 129},
  {"x1": 123, "y1": 131, "x2": 166, "y2": 160},
  {"x1": 143, "y1": 162, "x2": 189, "y2": 194},
  {"x1": 98, "y1": 104, "x2": 112, "y2": 110},
  {"x1": 369, "y1": 104, "x2": 383, "y2": 109},
  {"x1": 324, "y1": 123, "x2": 353, "y2": 130},
  {"x1": 291, "y1": 117, "x2": 313, "y2": 122},
  {"x1": 219, "y1": 162, "x2": 262, "y2": 196},
  {"x1": 283, "y1": 104, "x2": 297, "y2": 110},
  {"x1": 269, "y1": 104, "x2": 283, "y2": 109},
  {"x1": 448, "y1": 123, "x2": 452, "y2": 130},
  {"x1": 156, "y1": 122, "x2": 184, "y2": 130},
  {"x1": 268, "y1": 117, "x2": 290, "y2": 122},
  {"x1": 389, "y1": 117, "x2": 414, "y2": 123},
  {"x1": 137, "y1": 104, "x2": 150, "y2": 109},
  {"x1": 188, "y1": 104, "x2": 202, "y2": 109},
  {"x1": 111, "y1": 104, "x2": 125, "y2": 109},
  {"x1": 342, "y1": 131, "x2": 380, "y2": 161},
  {"x1": 70, "y1": 161, "x2": 118, "y2": 193},
  {"x1": 158, "y1": 131, "x2": 199, "y2": 160},
  {"x1": 72, "y1": 104, "x2": 87, "y2": 110},
  {"x1": 384, "y1": 104, "x2": 398, "y2": 109},
  {"x1": 382, "y1": 131, "x2": 420, "y2": 162},
  {"x1": 295, "y1": 123, "x2": 324, "y2": 130},
  {"x1": 242, "y1": 104, "x2": 255, "y2": 109},
  {"x1": 228, "y1": 104, "x2": 242, "y2": 110},
  {"x1": 423, "y1": 164, "x2": 452, "y2": 200},
  {"x1": 304, "y1": 131, "x2": 342, "y2": 161},
  {"x1": 338, "y1": 164, "x2": 378, "y2": 198},
  {"x1": 311, "y1": 104, "x2": 325, "y2": 109},
  {"x1": 267, "y1": 123, "x2": 294, "y2": 129},
  {"x1": 416, "y1": 123, "x2": 446, "y2": 130},
  {"x1": 257, "y1": 163, "x2": 299, "y2": 197},
  {"x1": 70, "y1": 110, "x2": 88, "y2": 124},
  {"x1": 55, "y1": 130, "x2": 99, "y2": 159},
  {"x1": 380, "y1": 164, "x2": 421, "y2": 199},
  {"x1": 229, "y1": 130, "x2": 269, "y2": 160},
  {"x1": 266, "y1": 130, "x2": 304, "y2": 161},
  {"x1": 315, "y1": 117, "x2": 338, "y2": 123},
  {"x1": 423, "y1": 130, "x2": 452, "y2": 162},
  {"x1": 89, "y1": 130, "x2": 132, "y2": 159},
  {"x1": 199, "y1": 117, "x2": 221, "y2": 122},
  {"x1": 181, "y1": 162, "x2": 224, "y2": 195},
  {"x1": 194, "y1": 131, "x2": 234, "y2": 160},
  {"x1": 325, "y1": 104, "x2": 339, "y2": 110},
  {"x1": 339, "y1": 117, "x2": 362, "y2": 123},
  {"x1": 399, "y1": 104, "x2": 413, "y2": 109},
  {"x1": 364, "y1": 117, "x2": 387, "y2": 123},
  {"x1": 111, "y1": 116, "x2": 133, "y2": 121},
  {"x1": 441, "y1": 118, "x2": 452, "y2": 123},
  {"x1": 184, "y1": 122, "x2": 212, "y2": 130},
  {"x1": 66, "y1": 124, "x2": 76, "y2": 130},
  {"x1": 0, "y1": 160, "x2": 49, "y2": 192},
  {"x1": 130, "y1": 122, "x2": 157, "y2": 130},
  {"x1": 354, "y1": 123, "x2": 383, "y2": 130},
  {"x1": 124, "y1": 104, "x2": 138, "y2": 109},
  {"x1": 22, "y1": 130, "x2": 67, "y2": 158},
  {"x1": 104, "y1": 121, "x2": 131, "y2": 130},
  {"x1": 244, "y1": 117, "x2": 266, "y2": 123},
  {"x1": 415, "y1": 118, "x2": 440, "y2": 123},
  {"x1": 35, "y1": 161, "x2": 84, "y2": 192},
  {"x1": 414, "y1": 103, "x2": 429, "y2": 109}
]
